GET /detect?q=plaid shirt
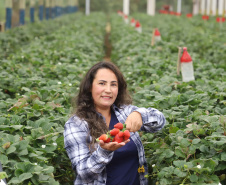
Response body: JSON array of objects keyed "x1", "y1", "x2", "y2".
[{"x1": 64, "y1": 104, "x2": 166, "y2": 185}]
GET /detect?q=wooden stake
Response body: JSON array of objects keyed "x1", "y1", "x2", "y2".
[
  {"x1": 105, "y1": 22, "x2": 111, "y2": 33},
  {"x1": 151, "y1": 28, "x2": 155, "y2": 46},
  {"x1": 0, "y1": 22, "x2": 5, "y2": 32},
  {"x1": 177, "y1": 47, "x2": 182, "y2": 75}
]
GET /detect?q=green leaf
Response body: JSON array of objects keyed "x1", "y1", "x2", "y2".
[
  {"x1": 173, "y1": 160, "x2": 186, "y2": 168},
  {"x1": 180, "y1": 138, "x2": 190, "y2": 147},
  {"x1": 168, "y1": 96, "x2": 178, "y2": 106},
  {"x1": 19, "y1": 173, "x2": 33, "y2": 182},
  {"x1": 15, "y1": 169, "x2": 24, "y2": 177},
  {"x1": 192, "y1": 139, "x2": 201, "y2": 145},
  {"x1": 164, "y1": 149, "x2": 174, "y2": 158},
  {"x1": 221, "y1": 152, "x2": 226, "y2": 161},
  {"x1": 199, "y1": 145, "x2": 209, "y2": 153},
  {"x1": 21, "y1": 87, "x2": 31, "y2": 92},
  {"x1": 42, "y1": 166, "x2": 54, "y2": 173},
  {"x1": 169, "y1": 126, "x2": 179, "y2": 133},
  {"x1": 158, "y1": 166, "x2": 174, "y2": 178},
  {"x1": 42, "y1": 145, "x2": 57, "y2": 153},
  {"x1": 189, "y1": 145, "x2": 197, "y2": 155},
  {"x1": 6, "y1": 146, "x2": 16, "y2": 155},
  {"x1": 0, "y1": 172, "x2": 8, "y2": 180},
  {"x1": 173, "y1": 168, "x2": 187, "y2": 177},
  {"x1": 175, "y1": 147, "x2": 186, "y2": 158},
  {"x1": 0, "y1": 155, "x2": 8, "y2": 165},
  {"x1": 159, "y1": 178, "x2": 172, "y2": 185},
  {"x1": 8, "y1": 172, "x2": 32, "y2": 184},
  {"x1": 18, "y1": 149, "x2": 28, "y2": 156},
  {"x1": 39, "y1": 174, "x2": 50, "y2": 181},
  {"x1": 190, "y1": 174, "x2": 198, "y2": 182}
]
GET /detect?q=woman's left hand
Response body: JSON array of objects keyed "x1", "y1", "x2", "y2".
[{"x1": 125, "y1": 111, "x2": 142, "y2": 132}]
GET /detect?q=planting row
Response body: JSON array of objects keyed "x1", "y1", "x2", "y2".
[
  {"x1": 110, "y1": 13, "x2": 226, "y2": 185},
  {"x1": 0, "y1": 12, "x2": 106, "y2": 185}
]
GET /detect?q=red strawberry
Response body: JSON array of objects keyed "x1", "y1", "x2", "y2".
[
  {"x1": 114, "y1": 122, "x2": 124, "y2": 130},
  {"x1": 124, "y1": 130, "x2": 130, "y2": 140},
  {"x1": 105, "y1": 137, "x2": 111, "y2": 143},
  {"x1": 115, "y1": 134, "x2": 124, "y2": 143},
  {"x1": 118, "y1": 131, "x2": 124, "y2": 137},
  {"x1": 110, "y1": 128, "x2": 120, "y2": 136},
  {"x1": 96, "y1": 134, "x2": 108, "y2": 142}
]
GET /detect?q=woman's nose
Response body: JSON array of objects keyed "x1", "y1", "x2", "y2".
[{"x1": 105, "y1": 84, "x2": 111, "y2": 92}]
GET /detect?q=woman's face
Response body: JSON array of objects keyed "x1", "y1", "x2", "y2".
[{"x1": 91, "y1": 68, "x2": 118, "y2": 112}]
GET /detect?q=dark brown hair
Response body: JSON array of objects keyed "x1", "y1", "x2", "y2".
[{"x1": 71, "y1": 61, "x2": 132, "y2": 149}]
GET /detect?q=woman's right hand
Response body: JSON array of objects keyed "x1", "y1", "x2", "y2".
[{"x1": 98, "y1": 139, "x2": 130, "y2": 151}]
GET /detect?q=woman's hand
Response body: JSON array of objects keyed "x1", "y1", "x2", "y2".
[
  {"x1": 99, "y1": 139, "x2": 130, "y2": 151},
  {"x1": 125, "y1": 111, "x2": 142, "y2": 132}
]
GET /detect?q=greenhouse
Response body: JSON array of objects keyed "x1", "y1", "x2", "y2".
[{"x1": 0, "y1": 0, "x2": 226, "y2": 185}]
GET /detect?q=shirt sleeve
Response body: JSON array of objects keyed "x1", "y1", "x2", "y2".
[
  {"x1": 63, "y1": 116, "x2": 114, "y2": 183},
  {"x1": 122, "y1": 105, "x2": 166, "y2": 133}
]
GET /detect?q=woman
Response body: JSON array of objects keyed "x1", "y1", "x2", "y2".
[{"x1": 64, "y1": 61, "x2": 166, "y2": 185}]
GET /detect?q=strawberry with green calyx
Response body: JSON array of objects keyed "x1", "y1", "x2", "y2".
[
  {"x1": 110, "y1": 128, "x2": 120, "y2": 136},
  {"x1": 123, "y1": 130, "x2": 130, "y2": 140},
  {"x1": 114, "y1": 122, "x2": 124, "y2": 130},
  {"x1": 96, "y1": 134, "x2": 112, "y2": 143},
  {"x1": 96, "y1": 134, "x2": 108, "y2": 142}
]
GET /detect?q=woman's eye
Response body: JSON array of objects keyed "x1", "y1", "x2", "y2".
[
  {"x1": 112, "y1": 83, "x2": 117, "y2": 86},
  {"x1": 99, "y1": 82, "x2": 104, "y2": 85}
]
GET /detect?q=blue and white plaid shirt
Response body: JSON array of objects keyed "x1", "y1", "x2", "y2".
[{"x1": 64, "y1": 104, "x2": 166, "y2": 185}]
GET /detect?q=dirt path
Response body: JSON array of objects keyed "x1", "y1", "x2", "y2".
[{"x1": 103, "y1": 22, "x2": 112, "y2": 62}]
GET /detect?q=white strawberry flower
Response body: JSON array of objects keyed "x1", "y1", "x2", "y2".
[
  {"x1": 41, "y1": 145, "x2": 46, "y2": 149},
  {"x1": 53, "y1": 143, "x2": 57, "y2": 146},
  {"x1": 58, "y1": 81, "x2": 62, "y2": 85},
  {"x1": 58, "y1": 62, "x2": 62, "y2": 65},
  {"x1": 152, "y1": 164, "x2": 155, "y2": 167},
  {"x1": 69, "y1": 83, "x2": 72, "y2": 86},
  {"x1": 75, "y1": 59, "x2": 79, "y2": 62},
  {"x1": 197, "y1": 165, "x2": 201, "y2": 169},
  {"x1": 34, "y1": 163, "x2": 37, "y2": 165}
]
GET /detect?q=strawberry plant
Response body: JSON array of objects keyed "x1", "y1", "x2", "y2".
[
  {"x1": 0, "y1": 12, "x2": 107, "y2": 184},
  {"x1": 110, "y1": 13, "x2": 226, "y2": 184}
]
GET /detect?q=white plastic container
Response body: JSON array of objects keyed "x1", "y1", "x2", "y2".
[
  {"x1": 180, "y1": 47, "x2": 195, "y2": 82},
  {"x1": 131, "y1": 18, "x2": 136, "y2": 27},
  {"x1": 135, "y1": 21, "x2": 142, "y2": 33},
  {"x1": 154, "y1": 28, "x2": 161, "y2": 42},
  {"x1": 124, "y1": 15, "x2": 129, "y2": 24}
]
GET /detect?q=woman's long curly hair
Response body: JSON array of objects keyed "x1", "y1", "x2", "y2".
[{"x1": 71, "y1": 61, "x2": 132, "y2": 149}]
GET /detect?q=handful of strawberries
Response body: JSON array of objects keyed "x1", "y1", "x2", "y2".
[{"x1": 96, "y1": 122, "x2": 130, "y2": 143}]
